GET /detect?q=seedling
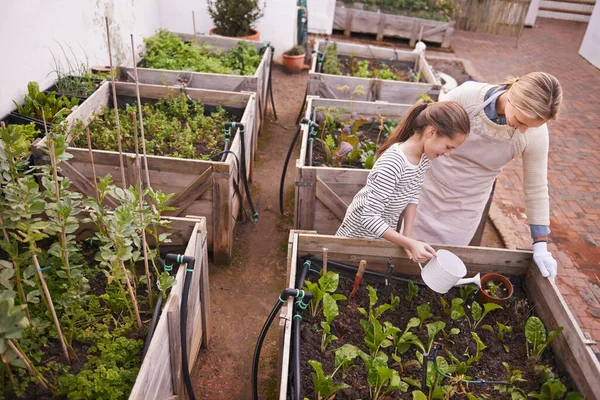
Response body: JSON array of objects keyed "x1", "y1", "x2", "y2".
[
  {"x1": 321, "y1": 293, "x2": 339, "y2": 352},
  {"x1": 525, "y1": 317, "x2": 563, "y2": 359},
  {"x1": 471, "y1": 301, "x2": 503, "y2": 329}
]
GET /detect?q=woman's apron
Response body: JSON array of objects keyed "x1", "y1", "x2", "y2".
[{"x1": 412, "y1": 90, "x2": 520, "y2": 245}]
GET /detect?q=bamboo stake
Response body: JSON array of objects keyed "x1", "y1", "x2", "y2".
[
  {"x1": 130, "y1": 34, "x2": 152, "y2": 189},
  {"x1": 42, "y1": 114, "x2": 72, "y2": 286},
  {"x1": 322, "y1": 248, "x2": 328, "y2": 275},
  {"x1": 7, "y1": 340, "x2": 49, "y2": 389},
  {"x1": 85, "y1": 127, "x2": 100, "y2": 203},
  {"x1": 105, "y1": 16, "x2": 127, "y2": 190},
  {"x1": 31, "y1": 253, "x2": 70, "y2": 363},
  {"x1": 192, "y1": 11, "x2": 198, "y2": 44},
  {"x1": 120, "y1": 259, "x2": 143, "y2": 328},
  {"x1": 132, "y1": 112, "x2": 153, "y2": 309},
  {"x1": 0, "y1": 222, "x2": 30, "y2": 322},
  {"x1": 1, "y1": 352, "x2": 15, "y2": 386}
]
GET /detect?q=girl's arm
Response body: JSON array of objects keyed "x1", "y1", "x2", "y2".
[
  {"x1": 382, "y1": 228, "x2": 436, "y2": 262},
  {"x1": 402, "y1": 204, "x2": 417, "y2": 238}
]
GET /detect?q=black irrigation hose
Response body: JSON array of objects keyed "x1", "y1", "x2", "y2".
[
  {"x1": 307, "y1": 108, "x2": 317, "y2": 167},
  {"x1": 142, "y1": 257, "x2": 170, "y2": 362},
  {"x1": 304, "y1": 255, "x2": 429, "y2": 286},
  {"x1": 252, "y1": 288, "x2": 313, "y2": 400},
  {"x1": 210, "y1": 150, "x2": 249, "y2": 224},
  {"x1": 295, "y1": 87, "x2": 309, "y2": 126},
  {"x1": 165, "y1": 253, "x2": 196, "y2": 400},
  {"x1": 227, "y1": 122, "x2": 258, "y2": 224},
  {"x1": 291, "y1": 261, "x2": 310, "y2": 400},
  {"x1": 260, "y1": 44, "x2": 278, "y2": 121}
]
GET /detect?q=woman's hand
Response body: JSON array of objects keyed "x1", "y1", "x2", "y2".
[{"x1": 405, "y1": 239, "x2": 437, "y2": 263}]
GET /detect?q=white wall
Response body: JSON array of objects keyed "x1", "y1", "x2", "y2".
[
  {"x1": 525, "y1": 0, "x2": 541, "y2": 26},
  {"x1": 0, "y1": 0, "x2": 161, "y2": 117},
  {"x1": 579, "y1": 4, "x2": 600, "y2": 68},
  {"x1": 158, "y1": 0, "x2": 297, "y2": 63},
  {"x1": 307, "y1": 0, "x2": 336, "y2": 35}
]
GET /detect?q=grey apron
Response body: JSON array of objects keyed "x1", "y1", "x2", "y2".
[{"x1": 412, "y1": 90, "x2": 521, "y2": 245}]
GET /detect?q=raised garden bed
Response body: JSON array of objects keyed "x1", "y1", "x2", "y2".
[
  {"x1": 309, "y1": 40, "x2": 441, "y2": 103},
  {"x1": 294, "y1": 96, "x2": 412, "y2": 233},
  {"x1": 118, "y1": 31, "x2": 272, "y2": 143},
  {"x1": 33, "y1": 81, "x2": 257, "y2": 264},
  {"x1": 278, "y1": 231, "x2": 600, "y2": 399},
  {"x1": 333, "y1": 1, "x2": 455, "y2": 48},
  {"x1": 0, "y1": 125, "x2": 210, "y2": 399}
]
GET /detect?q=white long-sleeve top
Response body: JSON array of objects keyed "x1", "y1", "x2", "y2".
[{"x1": 336, "y1": 144, "x2": 430, "y2": 238}]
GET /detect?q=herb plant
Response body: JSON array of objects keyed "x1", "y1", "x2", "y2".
[
  {"x1": 207, "y1": 0, "x2": 264, "y2": 37},
  {"x1": 13, "y1": 81, "x2": 80, "y2": 124},
  {"x1": 308, "y1": 360, "x2": 349, "y2": 400},
  {"x1": 525, "y1": 316, "x2": 564, "y2": 359},
  {"x1": 304, "y1": 271, "x2": 347, "y2": 317}
]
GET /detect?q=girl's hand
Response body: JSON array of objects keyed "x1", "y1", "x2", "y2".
[{"x1": 406, "y1": 239, "x2": 437, "y2": 263}]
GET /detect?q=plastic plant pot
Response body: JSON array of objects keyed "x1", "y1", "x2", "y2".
[{"x1": 478, "y1": 273, "x2": 514, "y2": 305}]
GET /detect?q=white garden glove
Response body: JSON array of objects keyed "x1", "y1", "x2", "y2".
[{"x1": 533, "y1": 242, "x2": 557, "y2": 279}]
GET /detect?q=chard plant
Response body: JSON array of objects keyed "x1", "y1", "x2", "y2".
[
  {"x1": 406, "y1": 279, "x2": 419, "y2": 302},
  {"x1": 358, "y1": 285, "x2": 394, "y2": 321},
  {"x1": 392, "y1": 317, "x2": 425, "y2": 357},
  {"x1": 417, "y1": 353, "x2": 454, "y2": 399},
  {"x1": 13, "y1": 81, "x2": 79, "y2": 124},
  {"x1": 528, "y1": 365, "x2": 583, "y2": 400},
  {"x1": 320, "y1": 293, "x2": 339, "y2": 352},
  {"x1": 471, "y1": 301, "x2": 503, "y2": 329},
  {"x1": 333, "y1": 344, "x2": 360, "y2": 378},
  {"x1": 481, "y1": 321, "x2": 512, "y2": 352},
  {"x1": 417, "y1": 303, "x2": 432, "y2": 328},
  {"x1": 358, "y1": 350, "x2": 409, "y2": 400},
  {"x1": 525, "y1": 316, "x2": 563, "y2": 359},
  {"x1": 308, "y1": 360, "x2": 349, "y2": 400},
  {"x1": 459, "y1": 284, "x2": 478, "y2": 302},
  {"x1": 494, "y1": 361, "x2": 527, "y2": 400},
  {"x1": 360, "y1": 315, "x2": 399, "y2": 358},
  {"x1": 304, "y1": 271, "x2": 346, "y2": 317}
]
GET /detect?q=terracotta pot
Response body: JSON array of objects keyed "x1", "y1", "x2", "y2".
[
  {"x1": 282, "y1": 54, "x2": 306, "y2": 74},
  {"x1": 209, "y1": 28, "x2": 260, "y2": 41},
  {"x1": 478, "y1": 273, "x2": 514, "y2": 305}
]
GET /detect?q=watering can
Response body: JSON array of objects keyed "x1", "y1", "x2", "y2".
[{"x1": 418, "y1": 249, "x2": 481, "y2": 294}]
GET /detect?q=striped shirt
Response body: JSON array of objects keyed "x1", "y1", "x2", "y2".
[{"x1": 336, "y1": 144, "x2": 430, "y2": 238}]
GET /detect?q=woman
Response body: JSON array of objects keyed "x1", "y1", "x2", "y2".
[
  {"x1": 412, "y1": 72, "x2": 562, "y2": 278},
  {"x1": 336, "y1": 101, "x2": 470, "y2": 262}
]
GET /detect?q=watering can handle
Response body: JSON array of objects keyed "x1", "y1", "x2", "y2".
[{"x1": 418, "y1": 263, "x2": 424, "y2": 270}]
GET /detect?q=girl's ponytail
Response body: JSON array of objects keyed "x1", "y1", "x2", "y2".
[{"x1": 376, "y1": 103, "x2": 428, "y2": 158}]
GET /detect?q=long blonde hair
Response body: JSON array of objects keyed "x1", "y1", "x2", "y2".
[
  {"x1": 376, "y1": 101, "x2": 470, "y2": 158},
  {"x1": 501, "y1": 72, "x2": 562, "y2": 121}
]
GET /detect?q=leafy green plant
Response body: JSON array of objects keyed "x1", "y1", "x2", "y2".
[
  {"x1": 525, "y1": 317, "x2": 563, "y2": 359},
  {"x1": 322, "y1": 43, "x2": 343, "y2": 76},
  {"x1": 459, "y1": 284, "x2": 478, "y2": 302},
  {"x1": 304, "y1": 271, "x2": 347, "y2": 317},
  {"x1": 417, "y1": 303, "x2": 432, "y2": 328},
  {"x1": 358, "y1": 350, "x2": 409, "y2": 399},
  {"x1": 285, "y1": 45, "x2": 305, "y2": 56},
  {"x1": 321, "y1": 293, "x2": 339, "y2": 352},
  {"x1": 405, "y1": 280, "x2": 419, "y2": 302},
  {"x1": 358, "y1": 285, "x2": 394, "y2": 321},
  {"x1": 528, "y1": 365, "x2": 583, "y2": 400},
  {"x1": 308, "y1": 360, "x2": 349, "y2": 400},
  {"x1": 481, "y1": 321, "x2": 512, "y2": 352},
  {"x1": 361, "y1": 315, "x2": 400, "y2": 358},
  {"x1": 471, "y1": 301, "x2": 502, "y2": 329},
  {"x1": 392, "y1": 317, "x2": 424, "y2": 356},
  {"x1": 333, "y1": 344, "x2": 360, "y2": 378},
  {"x1": 494, "y1": 361, "x2": 527, "y2": 400},
  {"x1": 425, "y1": 321, "x2": 446, "y2": 354},
  {"x1": 13, "y1": 81, "x2": 80, "y2": 124},
  {"x1": 207, "y1": 0, "x2": 264, "y2": 37}
]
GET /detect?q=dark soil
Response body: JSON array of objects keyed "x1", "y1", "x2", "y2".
[
  {"x1": 299, "y1": 268, "x2": 577, "y2": 399},
  {"x1": 336, "y1": 55, "x2": 415, "y2": 81}
]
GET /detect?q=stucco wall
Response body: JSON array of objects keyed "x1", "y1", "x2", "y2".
[
  {"x1": 307, "y1": 0, "x2": 336, "y2": 35},
  {"x1": 0, "y1": 0, "x2": 161, "y2": 117},
  {"x1": 579, "y1": 4, "x2": 600, "y2": 68}
]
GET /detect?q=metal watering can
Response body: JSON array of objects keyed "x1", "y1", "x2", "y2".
[{"x1": 418, "y1": 249, "x2": 481, "y2": 294}]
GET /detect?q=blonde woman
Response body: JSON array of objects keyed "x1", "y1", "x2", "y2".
[
  {"x1": 337, "y1": 101, "x2": 470, "y2": 262},
  {"x1": 412, "y1": 72, "x2": 563, "y2": 278}
]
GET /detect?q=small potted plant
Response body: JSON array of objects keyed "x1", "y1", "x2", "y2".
[
  {"x1": 207, "y1": 0, "x2": 264, "y2": 40},
  {"x1": 479, "y1": 273, "x2": 514, "y2": 305},
  {"x1": 283, "y1": 45, "x2": 306, "y2": 73}
]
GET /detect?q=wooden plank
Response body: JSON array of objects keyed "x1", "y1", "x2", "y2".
[
  {"x1": 309, "y1": 97, "x2": 413, "y2": 120},
  {"x1": 167, "y1": 295, "x2": 184, "y2": 399},
  {"x1": 60, "y1": 160, "x2": 119, "y2": 209},
  {"x1": 333, "y1": 40, "x2": 417, "y2": 62},
  {"x1": 164, "y1": 167, "x2": 213, "y2": 217},
  {"x1": 315, "y1": 177, "x2": 348, "y2": 222},
  {"x1": 525, "y1": 267, "x2": 600, "y2": 400},
  {"x1": 65, "y1": 81, "x2": 111, "y2": 134},
  {"x1": 376, "y1": 13, "x2": 386, "y2": 41},
  {"x1": 441, "y1": 27, "x2": 454, "y2": 49},
  {"x1": 295, "y1": 161, "x2": 317, "y2": 230},
  {"x1": 314, "y1": 202, "x2": 346, "y2": 235},
  {"x1": 199, "y1": 222, "x2": 211, "y2": 348},
  {"x1": 125, "y1": 154, "x2": 139, "y2": 189},
  {"x1": 212, "y1": 162, "x2": 232, "y2": 264},
  {"x1": 176, "y1": 32, "x2": 269, "y2": 52},
  {"x1": 344, "y1": 8, "x2": 353, "y2": 37},
  {"x1": 421, "y1": 21, "x2": 455, "y2": 38},
  {"x1": 316, "y1": 167, "x2": 370, "y2": 185}
]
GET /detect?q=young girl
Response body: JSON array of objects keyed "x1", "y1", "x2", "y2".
[{"x1": 336, "y1": 101, "x2": 470, "y2": 262}]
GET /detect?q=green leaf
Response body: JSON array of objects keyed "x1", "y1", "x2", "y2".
[
  {"x1": 322, "y1": 293, "x2": 339, "y2": 324},
  {"x1": 449, "y1": 328, "x2": 460, "y2": 335},
  {"x1": 566, "y1": 392, "x2": 584, "y2": 400},
  {"x1": 334, "y1": 344, "x2": 359, "y2": 369},
  {"x1": 367, "y1": 285, "x2": 378, "y2": 308},
  {"x1": 374, "y1": 303, "x2": 394, "y2": 319},
  {"x1": 471, "y1": 332, "x2": 487, "y2": 362},
  {"x1": 412, "y1": 391, "x2": 428, "y2": 400},
  {"x1": 417, "y1": 303, "x2": 432, "y2": 324},
  {"x1": 471, "y1": 301, "x2": 482, "y2": 322}
]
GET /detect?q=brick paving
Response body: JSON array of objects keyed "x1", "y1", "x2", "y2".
[{"x1": 450, "y1": 18, "x2": 600, "y2": 349}]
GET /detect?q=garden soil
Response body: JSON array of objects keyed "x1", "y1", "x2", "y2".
[{"x1": 190, "y1": 66, "x2": 503, "y2": 399}]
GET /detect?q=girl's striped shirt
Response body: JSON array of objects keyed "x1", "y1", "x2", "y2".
[{"x1": 336, "y1": 143, "x2": 430, "y2": 238}]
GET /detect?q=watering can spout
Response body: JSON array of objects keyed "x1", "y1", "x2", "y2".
[{"x1": 454, "y1": 273, "x2": 481, "y2": 288}]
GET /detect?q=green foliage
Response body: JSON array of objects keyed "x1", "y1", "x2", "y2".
[
  {"x1": 304, "y1": 271, "x2": 346, "y2": 317},
  {"x1": 450, "y1": 298, "x2": 466, "y2": 321},
  {"x1": 406, "y1": 280, "x2": 419, "y2": 302},
  {"x1": 308, "y1": 360, "x2": 349, "y2": 400},
  {"x1": 321, "y1": 293, "x2": 339, "y2": 352},
  {"x1": 285, "y1": 45, "x2": 305, "y2": 56},
  {"x1": 334, "y1": 344, "x2": 360, "y2": 378},
  {"x1": 74, "y1": 94, "x2": 230, "y2": 160},
  {"x1": 425, "y1": 321, "x2": 445, "y2": 353},
  {"x1": 357, "y1": 285, "x2": 394, "y2": 321},
  {"x1": 392, "y1": 317, "x2": 424, "y2": 355},
  {"x1": 360, "y1": 315, "x2": 399, "y2": 358},
  {"x1": 528, "y1": 365, "x2": 583, "y2": 400},
  {"x1": 358, "y1": 350, "x2": 408, "y2": 399},
  {"x1": 471, "y1": 301, "x2": 502, "y2": 329},
  {"x1": 13, "y1": 81, "x2": 80, "y2": 124},
  {"x1": 495, "y1": 361, "x2": 527, "y2": 399},
  {"x1": 459, "y1": 284, "x2": 478, "y2": 302},
  {"x1": 144, "y1": 30, "x2": 261, "y2": 75},
  {"x1": 525, "y1": 317, "x2": 564, "y2": 359},
  {"x1": 207, "y1": 0, "x2": 264, "y2": 37},
  {"x1": 322, "y1": 43, "x2": 343, "y2": 76},
  {"x1": 0, "y1": 291, "x2": 29, "y2": 354},
  {"x1": 417, "y1": 303, "x2": 432, "y2": 327}
]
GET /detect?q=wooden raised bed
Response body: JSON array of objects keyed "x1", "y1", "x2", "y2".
[
  {"x1": 309, "y1": 39, "x2": 442, "y2": 103},
  {"x1": 278, "y1": 231, "x2": 600, "y2": 399},
  {"x1": 333, "y1": 1, "x2": 455, "y2": 48},
  {"x1": 117, "y1": 32, "x2": 272, "y2": 155},
  {"x1": 130, "y1": 218, "x2": 211, "y2": 400},
  {"x1": 294, "y1": 96, "x2": 411, "y2": 233},
  {"x1": 34, "y1": 81, "x2": 257, "y2": 264}
]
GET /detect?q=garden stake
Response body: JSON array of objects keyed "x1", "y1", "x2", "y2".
[
  {"x1": 385, "y1": 256, "x2": 394, "y2": 286},
  {"x1": 0, "y1": 218, "x2": 30, "y2": 323},
  {"x1": 132, "y1": 111, "x2": 153, "y2": 309},
  {"x1": 1, "y1": 353, "x2": 15, "y2": 386},
  {"x1": 322, "y1": 248, "x2": 328, "y2": 275},
  {"x1": 192, "y1": 11, "x2": 198, "y2": 44},
  {"x1": 32, "y1": 252, "x2": 71, "y2": 363},
  {"x1": 349, "y1": 260, "x2": 367, "y2": 298},
  {"x1": 105, "y1": 17, "x2": 127, "y2": 189},
  {"x1": 120, "y1": 258, "x2": 143, "y2": 328},
  {"x1": 42, "y1": 114, "x2": 73, "y2": 286},
  {"x1": 7, "y1": 339, "x2": 49, "y2": 390},
  {"x1": 85, "y1": 127, "x2": 100, "y2": 203},
  {"x1": 130, "y1": 33, "x2": 152, "y2": 189}
]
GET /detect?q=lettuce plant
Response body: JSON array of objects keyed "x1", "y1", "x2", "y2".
[{"x1": 525, "y1": 317, "x2": 563, "y2": 359}]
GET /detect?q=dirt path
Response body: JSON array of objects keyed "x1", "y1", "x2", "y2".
[{"x1": 191, "y1": 66, "x2": 307, "y2": 400}]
